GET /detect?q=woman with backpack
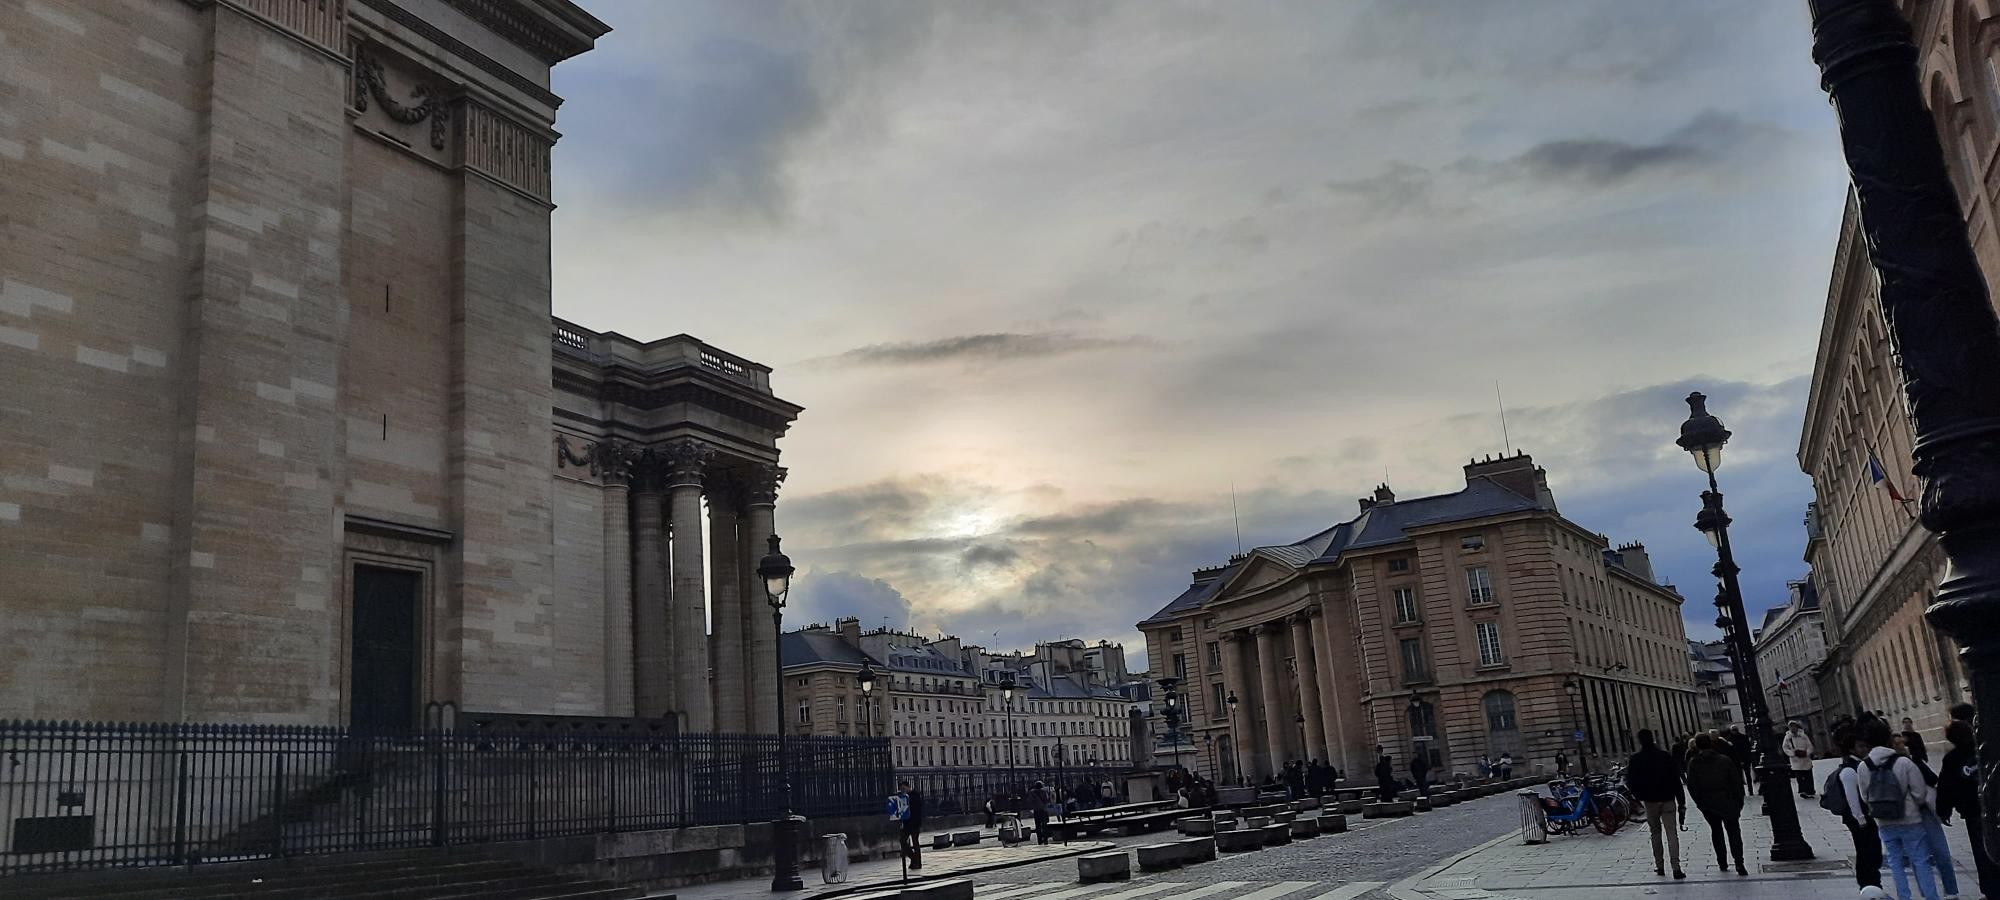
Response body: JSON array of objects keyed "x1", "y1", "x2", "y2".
[
  {"x1": 1828, "y1": 721, "x2": 1883, "y2": 891},
  {"x1": 1684, "y1": 733, "x2": 1748, "y2": 876},
  {"x1": 1859, "y1": 717, "x2": 1944, "y2": 900},
  {"x1": 1896, "y1": 731, "x2": 1961, "y2": 899}
]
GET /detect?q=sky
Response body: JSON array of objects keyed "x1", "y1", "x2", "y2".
[{"x1": 548, "y1": 0, "x2": 1853, "y2": 670}]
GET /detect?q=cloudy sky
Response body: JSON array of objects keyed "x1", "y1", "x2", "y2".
[{"x1": 549, "y1": 1, "x2": 1853, "y2": 668}]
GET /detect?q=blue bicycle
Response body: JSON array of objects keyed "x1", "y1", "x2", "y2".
[{"x1": 1536, "y1": 778, "x2": 1623, "y2": 836}]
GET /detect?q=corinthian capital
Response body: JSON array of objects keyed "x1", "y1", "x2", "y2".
[
  {"x1": 556, "y1": 436, "x2": 636, "y2": 485},
  {"x1": 744, "y1": 464, "x2": 787, "y2": 505},
  {"x1": 660, "y1": 438, "x2": 715, "y2": 485}
]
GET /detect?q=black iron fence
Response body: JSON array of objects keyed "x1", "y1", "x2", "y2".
[
  {"x1": 0, "y1": 719, "x2": 891, "y2": 875},
  {"x1": 896, "y1": 764, "x2": 1123, "y2": 818}
]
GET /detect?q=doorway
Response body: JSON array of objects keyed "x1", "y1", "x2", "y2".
[{"x1": 349, "y1": 565, "x2": 421, "y2": 733}]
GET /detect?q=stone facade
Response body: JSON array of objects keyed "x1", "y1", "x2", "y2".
[
  {"x1": 1752, "y1": 580, "x2": 1828, "y2": 747},
  {"x1": 0, "y1": 1, "x2": 801, "y2": 734},
  {"x1": 1138, "y1": 453, "x2": 1698, "y2": 782}
]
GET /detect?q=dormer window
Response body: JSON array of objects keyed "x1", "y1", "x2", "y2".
[
  {"x1": 1388, "y1": 557, "x2": 1411, "y2": 573},
  {"x1": 1461, "y1": 534, "x2": 1486, "y2": 552}
]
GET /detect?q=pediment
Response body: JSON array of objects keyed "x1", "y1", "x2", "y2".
[{"x1": 1211, "y1": 553, "x2": 1297, "y2": 604}]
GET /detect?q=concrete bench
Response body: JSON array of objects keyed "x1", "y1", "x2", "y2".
[
  {"x1": 1287, "y1": 818, "x2": 1317, "y2": 839},
  {"x1": 1316, "y1": 812, "x2": 1348, "y2": 834},
  {"x1": 903, "y1": 880, "x2": 975, "y2": 900},
  {"x1": 1177, "y1": 835, "x2": 1218, "y2": 862},
  {"x1": 1078, "y1": 851, "x2": 1131, "y2": 883},
  {"x1": 1175, "y1": 816, "x2": 1215, "y2": 836},
  {"x1": 1244, "y1": 816, "x2": 1272, "y2": 829},
  {"x1": 1216, "y1": 828, "x2": 1264, "y2": 853},
  {"x1": 1338, "y1": 798, "x2": 1364, "y2": 814},
  {"x1": 1261, "y1": 823, "x2": 1292, "y2": 846},
  {"x1": 1290, "y1": 797, "x2": 1320, "y2": 811},
  {"x1": 952, "y1": 830, "x2": 981, "y2": 846},
  {"x1": 1136, "y1": 842, "x2": 1187, "y2": 872},
  {"x1": 1272, "y1": 811, "x2": 1297, "y2": 824},
  {"x1": 1217, "y1": 786, "x2": 1257, "y2": 807},
  {"x1": 932, "y1": 833, "x2": 954, "y2": 849},
  {"x1": 1372, "y1": 800, "x2": 1416, "y2": 817},
  {"x1": 1415, "y1": 796, "x2": 1431, "y2": 812}
]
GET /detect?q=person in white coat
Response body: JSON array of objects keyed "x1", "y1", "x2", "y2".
[
  {"x1": 1855, "y1": 717, "x2": 1944, "y2": 900},
  {"x1": 1781, "y1": 721, "x2": 1815, "y2": 797}
]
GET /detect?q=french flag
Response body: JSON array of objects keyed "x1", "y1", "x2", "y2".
[{"x1": 1868, "y1": 447, "x2": 1910, "y2": 504}]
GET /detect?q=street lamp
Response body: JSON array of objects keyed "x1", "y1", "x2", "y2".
[
  {"x1": 1224, "y1": 690, "x2": 1243, "y2": 785},
  {"x1": 1203, "y1": 732, "x2": 1218, "y2": 784},
  {"x1": 1293, "y1": 711, "x2": 1307, "y2": 768},
  {"x1": 857, "y1": 658, "x2": 877, "y2": 738},
  {"x1": 1157, "y1": 677, "x2": 1183, "y2": 760},
  {"x1": 756, "y1": 534, "x2": 805, "y2": 891},
  {"x1": 1676, "y1": 393, "x2": 1814, "y2": 862},
  {"x1": 1564, "y1": 676, "x2": 1593, "y2": 766},
  {"x1": 1000, "y1": 674, "x2": 1019, "y2": 793}
]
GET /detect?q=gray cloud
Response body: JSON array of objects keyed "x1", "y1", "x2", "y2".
[
  {"x1": 1511, "y1": 138, "x2": 1706, "y2": 187},
  {"x1": 788, "y1": 570, "x2": 913, "y2": 632},
  {"x1": 828, "y1": 332, "x2": 1151, "y2": 367}
]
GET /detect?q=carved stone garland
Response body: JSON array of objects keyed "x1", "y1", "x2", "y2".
[{"x1": 353, "y1": 45, "x2": 450, "y2": 151}]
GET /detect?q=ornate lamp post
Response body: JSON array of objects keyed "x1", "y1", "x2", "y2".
[
  {"x1": 756, "y1": 534, "x2": 805, "y2": 891},
  {"x1": 1156, "y1": 676, "x2": 1184, "y2": 759},
  {"x1": 1676, "y1": 395, "x2": 1814, "y2": 861},
  {"x1": 857, "y1": 658, "x2": 877, "y2": 738},
  {"x1": 1224, "y1": 690, "x2": 1243, "y2": 784},
  {"x1": 1000, "y1": 674, "x2": 1019, "y2": 793},
  {"x1": 1203, "y1": 732, "x2": 1219, "y2": 784},
  {"x1": 1808, "y1": 4, "x2": 2000, "y2": 855},
  {"x1": 1293, "y1": 711, "x2": 1307, "y2": 766}
]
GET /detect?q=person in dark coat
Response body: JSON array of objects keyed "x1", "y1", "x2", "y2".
[
  {"x1": 898, "y1": 780, "x2": 924, "y2": 871},
  {"x1": 1942, "y1": 718, "x2": 1997, "y2": 898},
  {"x1": 1624, "y1": 729, "x2": 1686, "y2": 879},
  {"x1": 1029, "y1": 781, "x2": 1052, "y2": 845},
  {"x1": 1373, "y1": 745, "x2": 1398, "y2": 802},
  {"x1": 1722, "y1": 726, "x2": 1755, "y2": 793},
  {"x1": 1685, "y1": 734, "x2": 1747, "y2": 876},
  {"x1": 1409, "y1": 750, "x2": 1432, "y2": 797}
]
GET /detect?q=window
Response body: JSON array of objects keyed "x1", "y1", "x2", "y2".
[
  {"x1": 1173, "y1": 653, "x2": 1188, "y2": 679},
  {"x1": 1388, "y1": 557, "x2": 1410, "y2": 573},
  {"x1": 1466, "y1": 566, "x2": 1495, "y2": 605},
  {"x1": 1211, "y1": 682, "x2": 1226, "y2": 718},
  {"x1": 1483, "y1": 690, "x2": 1518, "y2": 732},
  {"x1": 1393, "y1": 587, "x2": 1420, "y2": 624},
  {"x1": 1168, "y1": 627, "x2": 1183, "y2": 642},
  {"x1": 1399, "y1": 638, "x2": 1428, "y2": 682},
  {"x1": 837, "y1": 701, "x2": 848, "y2": 723},
  {"x1": 1207, "y1": 641, "x2": 1222, "y2": 671},
  {"x1": 1476, "y1": 621, "x2": 1505, "y2": 667},
  {"x1": 1461, "y1": 534, "x2": 1486, "y2": 551},
  {"x1": 797, "y1": 700, "x2": 810, "y2": 724}
]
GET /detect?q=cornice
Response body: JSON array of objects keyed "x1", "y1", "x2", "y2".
[
  {"x1": 1800, "y1": 194, "x2": 1866, "y2": 469},
  {"x1": 353, "y1": 0, "x2": 563, "y2": 109},
  {"x1": 439, "y1": 0, "x2": 609, "y2": 64}
]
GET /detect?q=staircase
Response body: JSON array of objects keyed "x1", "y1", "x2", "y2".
[{"x1": 0, "y1": 849, "x2": 649, "y2": 900}]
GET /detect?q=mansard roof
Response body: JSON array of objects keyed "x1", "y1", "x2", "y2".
[{"x1": 781, "y1": 631, "x2": 875, "y2": 669}]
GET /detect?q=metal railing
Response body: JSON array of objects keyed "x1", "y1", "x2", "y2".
[
  {"x1": 0, "y1": 720, "x2": 891, "y2": 875},
  {"x1": 895, "y1": 764, "x2": 1118, "y2": 818}
]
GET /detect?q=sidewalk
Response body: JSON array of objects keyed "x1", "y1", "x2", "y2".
[
  {"x1": 663, "y1": 825, "x2": 1110, "y2": 900},
  {"x1": 1396, "y1": 758, "x2": 1985, "y2": 900}
]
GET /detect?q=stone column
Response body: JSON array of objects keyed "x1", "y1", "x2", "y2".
[
  {"x1": 1219, "y1": 629, "x2": 1254, "y2": 782},
  {"x1": 598, "y1": 442, "x2": 635, "y2": 717},
  {"x1": 708, "y1": 477, "x2": 747, "y2": 732},
  {"x1": 1254, "y1": 622, "x2": 1294, "y2": 775},
  {"x1": 664, "y1": 439, "x2": 715, "y2": 732},
  {"x1": 629, "y1": 464, "x2": 672, "y2": 718},
  {"x1": 1310, "y1": 595, "x2": 1357, "y2": 775},
  {"x1": 744, "y1": 465, "x2": 786, "y2": 734},
  {"x1": 1289, "y1": 611, "x2": 1327, "y2": 764}
]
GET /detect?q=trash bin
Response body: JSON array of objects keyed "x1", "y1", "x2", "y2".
[
  {"x1": 1517, "y1": 790, "x2": 1548, "y2": 845},
  {"x1": 820, "y1": 833, "x2": 849, "y2": 883},
  {"x1": 997, "y1": 813, "x2": 1024, "y2": 844}
]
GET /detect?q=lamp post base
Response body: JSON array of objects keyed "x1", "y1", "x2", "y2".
[
  {"x1": 1755, "y1": 762, "x2": 1815, "y2": 862},
  {"x1": 769, "y1": 814, "x2": 806, "y2": 891}
]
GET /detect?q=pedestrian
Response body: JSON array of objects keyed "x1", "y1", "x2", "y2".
[
  {"x1": 1948, "y1": 702, "x2": 1975, "y2": 724},
  {"x1": 1284, "y1": 759, "x2": 1305, "y2": 800},
  {"x1": 1477, "y1": 754, "x2": 1491, "y2": 779},
  {"x1": 1029, "y1": 781, "x2": 1052, "y2": 845},
  {"x1": 1895, "y1": 731, "x2": 1959, "y2": 900},
  {"x1": 1100, "y1": 780, "x2": 1115, "y2": 806},
  {"x1": 1623, "y1": 729, "x2": 1687, "y2": 879},
  {"x1": 894, "y1": 780, "x2": 924, "y2": 871},
  {"x1": 1554, "y1": 750, "x2": 1569, "y2": 778},
  {"x1": 1826, "y1": 720, "x2": 1883, "y2": 892},
  {"x1": 983, "y1": 793, "x2": 996, "y2": 830},
  {"x1": 1858, "y1": 715, "x2": 1943, "y2": 900},
  {"x1": 1940, "y1": 719, "x2": 1995, "y2": 899},
  {"x1": 1723, "y1": 724, "x2": 1755, "y2": 793},
  {"x1": 1374, "y1": 745, "x2": 1398, "y2": 802},
  {"x1": 1410, "y1": 749, "x2": 1431, "y2": 797},
  {"x1": 1684, "y1": 733, "x2": 1748, "y2": 876},
  {"x1": 1497, "y1": 750, "x2": 1513, "y2": 780},
  {"x1": 1781, "y1": 720, "x2": 1816, "y2": 797}
]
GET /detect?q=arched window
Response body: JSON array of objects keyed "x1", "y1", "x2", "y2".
[{"x1": 1482, "y1": 690, "x2": 1523, "y2": 759}]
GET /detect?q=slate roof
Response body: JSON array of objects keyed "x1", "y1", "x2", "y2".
[
  {"x1": 781, "y1": 631, "x2": 877, "y2": 669},
  {"x1": 1141, "y1": 475, "x2": 1544, "y2": 623}
]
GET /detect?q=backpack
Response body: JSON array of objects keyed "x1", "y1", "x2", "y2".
[
  {"x1": 1862, "y1": 755, "x2": 1908, "y2": 820},
  {"x1": 1818, "y1": 766, "x2": 1850, "y2": 817}
]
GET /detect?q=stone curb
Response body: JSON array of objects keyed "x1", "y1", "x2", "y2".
[{"x1": 788, "y1": 842, "x2": 1113, "y2": 900}]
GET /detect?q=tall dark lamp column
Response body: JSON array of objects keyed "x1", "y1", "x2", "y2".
[
  {"x1": 1224, "y1": 690, "x2": 1243, "y2": 785},
  {"x1": 1156, "y1": 676, "x2": 1183, "y2": 762},
  {"x1": 1563, "y1": 677, "x2": 1583, "y2": 766},
  {"x1": 1677, "y1": 395, "x2": 1815, "y2": 861},
  {"x1": 857, "y1": 659, "x2": 877, "y2": 737},
  {"x1": 1000, "y1": 674, "x2": 1018, "y2": 794},
  {"x1": 1807, "y1": 0, "x2": 2000, "y2": 858},
  {"x1": 1203, "y1": 733, "x2": 1218, "y2": 784},
  {"x1": 757, "y1": 534, "x2": 806, "y2": 891}
]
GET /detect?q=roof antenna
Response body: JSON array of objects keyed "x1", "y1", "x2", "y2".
[
  {"x1": 1230, "y1": 482, "x2": 1243, "y2": 554},
  {"x1": 1495, "y1": 380, "x2": 1513, "y2": 455}
]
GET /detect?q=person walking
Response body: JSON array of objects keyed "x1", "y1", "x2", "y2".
[
  {"x1": 1896, "y1": 731, "x2": 1960, "y2": 900},
  {"x1": 1374, "y1": 746, "x2": 1398, "y2": 802},
  {"x1": 1685, "y1": 733, "x2": 1748, "y2": 876},
  {"x1": 1829, "y1": 721, "x2": 1884, "y2": 892},
  {"x1": 1410, "y1": 749, "x2": 1432, "y2": 797},
  {"x1": 1497, "y1": 750, "x2": 1513, "y2": 780},
  {"x1": 894, "y1": 780, "x2": 924, "y2": 871},
  {"x1": 1942, "y1": 718, "x2": 1998, "y2": 899},
  {"x1": 1554, "y1": 750, "x2": 1569, "y2": 778},
  {"x1": 1723, "y1": 725, "x2": 1756, "y2": 793},
  {"x1": 1624, "y1": 729, "x2": 1687, "y2": 879},
  {"x1": 1858, "y1": 716, "x2": 1943, "y2": 900},
  {"x1": 1029, "y1": 781, "x2": 1052, "y2": 846},
  {"x1": 1782, "y1": 721, "x2": 1816, "y2": 797}
]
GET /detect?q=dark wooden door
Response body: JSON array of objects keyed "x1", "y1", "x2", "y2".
[{"x1": 350, "y1": 565, "x2": 420, "y2": 733}]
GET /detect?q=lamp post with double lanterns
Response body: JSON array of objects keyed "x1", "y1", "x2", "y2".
[
  {"x1": 1156, "y1": 676, "x2": 1185, "y2": 769},
  {"x1": 1676, "y1": 393, "x2": 1814, "y2": 862},
  {"x1": 1224, "y1": 690, "x2": 1244, "y2": 785},
  {"x1": 756, "y1": 534, "x2": 806, "y2": 891}
]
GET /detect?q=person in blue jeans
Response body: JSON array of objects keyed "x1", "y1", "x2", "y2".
[
  {"x1": 1857, "y1": 717, "x2": 1942, "y2": 900},
  {"x1": 1896, "y1": 731, "x2": 1960, "y2": 899}
]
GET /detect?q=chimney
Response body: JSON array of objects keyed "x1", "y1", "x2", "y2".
[
  {"x1": 837, "y1": 616, "x2": 862, "y2": 648},
  {"x1": 1616, "y1": 542, "x2": 1655, "y2": 583},
  {"x1": 1358, "y1": 496, "x2": 1376, "y2": 513},
  {"x1": 1463, "y1": 451, "x2": 1541, "y2": 503},
  {"x1": 1373, "y1": 483, "x2": 1396, "y2": 505}
]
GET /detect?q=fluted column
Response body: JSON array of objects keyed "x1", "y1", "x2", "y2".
[
  {"x1": 744, "y1": 464, "x2": 786, "y2": 734},
  {"x1": 1310, "y1": 594, "x2": 1355, "y2": 776},
  {"x1": 599, "y1": 445, "x2": 635, "y2": 717},
  {"x1": 1254, "y1": 622, "x2": 1293, "y2": 775},
  {"x1": 629, "y1": 469, "x2": 671, "y2": 718},
  {"x1": 1289, "y1": 611, "x2": 1327, "y2": 764},
  {"x1": 1220, "y1": 629, "x2": 1255, "y2": 783},
  {"x1": 664, "y1": 439, "x2": 715, "y2": 732},
  {"x1": 708, "y1": 476, "x2": 747, "y2": 732}
]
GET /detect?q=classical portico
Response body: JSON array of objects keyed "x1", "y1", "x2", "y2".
[{"x1": 552, "y1": 322, "x2": 802, "y2": 733}]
